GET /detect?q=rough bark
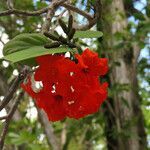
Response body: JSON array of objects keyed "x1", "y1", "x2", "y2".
[{"x1": 97, "y1": 0, "x2": 147, "y2": 149}]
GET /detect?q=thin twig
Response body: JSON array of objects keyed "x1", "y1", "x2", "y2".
[
  {"x1": 61, "y1": 3, "x2": 93, "y2": 20},
  {"x1": 0, "y1": 66, "x2": 30, "y2": 111},
  {"x1": 42, "y1": 0, "x2": 67, "y2": 32},
  {"x1": 7, "y1": 0, "x2": 14, "y2": 9},
  {"x1": 51, "y1": 9, "x2": 67, "y2": 32},
  {"x1": 0, "y1": 8, "x2": 49, "y2": 17},
  {"x1": 41, "y1": 0, "x2": 94, "y2": 21},
  {"x1": 73, "y1": 0, "x2": 101, "y2": 30},
  {"x1": 36, "y1": 105, "x2": 60, "y2": 150},
  {"x1": 0, "y1": 116, "x2": 8, "y2": 120},
  {"x1": 0, "y1": 33, "x2": 5, "y2": 45},
  {"x1": 0, "y1": 3, "x2": 93, "y2": 21},
  {"x1": 0, "y1": 1, "x2": 97, "y2": 31},
  {"x1": 74, "y1": 18, "x2": 97, "y2": 30},
  {"x1": 0, "y1": 92, "x2": 24, "y2": 150}
]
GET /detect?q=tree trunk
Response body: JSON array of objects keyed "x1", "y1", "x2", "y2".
[{"x1": 97, "y1": 0, "x2": 147, "y2": 149}]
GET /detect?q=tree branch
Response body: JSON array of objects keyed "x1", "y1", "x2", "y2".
[
  {"x1": 0, "y1": 66, "x2": 30, "y2": 111},
  {"x1": 0, "y1": 71, "x2": 22, "y2": 122},
  {"x1": 73, "y1": 18, "x2": 97, "y2": 30},
  {"x1": 70, "y1": 0, "x2": 101, "y2": 30},
  {"x1": 61, "y1": 3, "x2": 93, "y2": 21},
  {"x1": 0, "y1": 116, "x2": 8, "y2": 120},
  {"x1": 0, "y1": 1, "x2": 95, "y2": 28},
  {"x1": 36, "y1": 106, "x2": 61, "y2": 150},
  {"x1": 42, "y1": 0, "x2": 67, "y2": 32},
  {"x1": 0, "y1": 91, "x2": 24, "y2": 150},
  {"x1": 0, "y1": 7, "x2": 50, "y2": 17},
  {"x1": 0, "y1": 0, "x2": 98, "y2": 31}
]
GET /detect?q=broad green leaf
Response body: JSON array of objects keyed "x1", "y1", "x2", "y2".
[
  {"x1": 3, "y1": 33, "x2": 72, "y2": 63},
  {"x1": 4, "y1": 46, "x2": 70, "y2": 63},
  {"x1": 3, "y1": 33, "x2": 50, "y2": 56},
  {"x1": 74, "y1": 31, "x2": 103, "y2": 38}
]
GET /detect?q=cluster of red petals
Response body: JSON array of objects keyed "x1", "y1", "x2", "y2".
[{"x1": 21, "y1": 48, "x2": 108, "y2": 121}]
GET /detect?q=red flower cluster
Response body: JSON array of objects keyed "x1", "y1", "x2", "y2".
[{"x1": 21, "y1": 48, "x2": 108, "y2": 121}]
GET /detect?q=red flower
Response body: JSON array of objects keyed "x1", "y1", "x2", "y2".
[
  {"x1": 75, "y1": 48, "x2": 108, "y2": 76},
  {"x1": 22, "y1": 77, "x2": 66, "y2": 121},
  {"x1": 63, "y1": 82, "x2": 108, "y2": 119},
  {"x1": 21, "y1": 48, "x2": 108, "y2": 122}
]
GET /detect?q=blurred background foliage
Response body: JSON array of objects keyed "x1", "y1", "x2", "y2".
[{"x1": 0, "y1": 0, "x2": 150, "y2": 150}]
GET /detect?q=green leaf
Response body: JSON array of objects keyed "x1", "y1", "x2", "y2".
[
  {"x1": 4, "y1": 46, "x2": 70, "y2": 63},
  {"x1": 74, "y1": 31, "x2": 103, "y2": 38},
  {"x1": 8, "y1": 132, "x2": 20, "y2": 138},
  {"x1": 3, "y1": 33, "x2": 72, "y2": 63},
  {"x1": 3, "y1": 33, "x2": 50, "y2": 56}
]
